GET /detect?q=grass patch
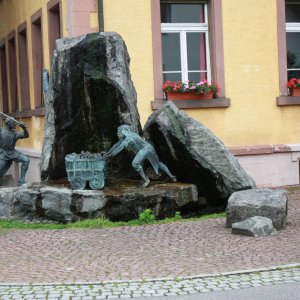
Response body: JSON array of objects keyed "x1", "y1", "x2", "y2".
[
  {"x1": 286, "y1": 185, "x2": 300, "y2": 191},
  {"x1": 0, "y1": 211, "x2": 225, "y2": 230},
  {"x1": 0, "y1": 220, "x2": 67, "y2": 230}
]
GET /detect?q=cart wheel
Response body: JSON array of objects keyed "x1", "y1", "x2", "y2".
[
  {"x1": 89, "y1": 176, "x2": 104, "y2": 190},
  {"x1": 70, "y1": 176, "x2": 86, "y2": 190}
]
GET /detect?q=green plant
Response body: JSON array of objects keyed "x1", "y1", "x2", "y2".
[
  {"x1": 138, "y1": 208, "x2": 156, "y2": 224},
  {"x1": 163, "y1": 80, "x2": 219, "y2": 95},
  {"x1": 174, "y1": 211, "x2": 182, "y2": 220},
  {"x1": 0, "y1": 211, "x2": 226, "y2": 230}
]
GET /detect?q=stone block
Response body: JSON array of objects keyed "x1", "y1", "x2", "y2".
[
  {"x1": 226, "y1": 188, "x2": 288, "y2": 230},
  {"x1": 15, "y1": 188, "x2": 39, "y2": 212},
  {"x1": 0, "y1": 187, "x2": 17, "y2": 217},
  {"x1": 74, "y1": 190, "x2": 107, "y2": 216},
  {"x1": 41, "y1": 32, "x2": 142, "y2": 182},
  {"x1": 0, "y1": 181, "x2": 200, "y2": 223},
  {"x1": 144, "y1": 102, "x2": 256, "y2": 207},
  {"x1": 232, "y1": 216, "x2": 277, "y2": 237},
  {"x1": 41, "y1": 187, "x2": 75, "y2": 222}
]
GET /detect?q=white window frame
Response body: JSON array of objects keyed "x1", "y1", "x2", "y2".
[
  {"x1": 286, "y1": 1, "x2": 300, "y2": 77},
  {"x1": 161, "y1": 3, "x2": 211, "y2": 83},
  {"x1": 286, "y1": 23, "x2": 300, "y2": 76}
]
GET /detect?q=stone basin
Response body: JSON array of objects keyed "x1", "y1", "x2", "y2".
[{"x1": 0, "y1": 180, "x2": 205, "y2": 223}]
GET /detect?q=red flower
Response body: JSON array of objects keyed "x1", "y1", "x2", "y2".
[
  {"x1": 162, "y1": 80, "x2": 220, "y2": 95},
  {"x1": 287, "y1": 78, "x2": 300, "y2": 89}
]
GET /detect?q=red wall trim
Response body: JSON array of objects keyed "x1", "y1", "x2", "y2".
[
  {"x1": 31, "y1": 8, "x2": 42, "y2": 24},
  {"x1": 210, "y1": 0, "x2": 225, "y2": 97},
  {"x1": 67, "y1": 0, "x2": 97, "y2": 37},
  {"x1": 7, "y1": 30, "x2": 15, "y2": 41},
  {"x1": 17, "y1": 21, "x2": 27, "y2": 34},
  {"x1": 229, "y1": 144, "x2": 293, "y2": 156},
  {"x1": 7, "y1": 30, "x2": 18, "y2": 112},
  {"x1": 47, "y1": 0, "x2": 61, "y2": 10},
  {"x1": 47, "y1": 0, "x2": 63, "y2": 36},
  {"x1": 151, "y1": 0, "x2": 164, "y2": 101},
  {"x1": 0, "y1": 39, "x2": 9, "y2": 113},
  {"x1": 31, "y1": 9, "x2": 44, "y2": 108},
  {"x1": 0, "y1": 38, "x2": 5, "y2": 48},
  {"x1": 277, "y1": 0, "x2": 288, "y2": 96},
  {"x1": 48, "y1": 0, "x2": 62, "y2": 65},
  {"x1": 17, "y1": 22, "x2": 31, "y2": 111}
]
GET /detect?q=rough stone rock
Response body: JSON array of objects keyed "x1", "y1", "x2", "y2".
[
  {"x1": 143, "y1": 102, "x2": 256, "y2": 207},
  {"x1": 226, "y1": 188, "x2": 288, "y2": 230},
  {"x1": 0, "y1": 187, "x2": 20, "y2": 218},
  {"x1": 41, "y1": 32, "x2": 142, "y2": 181},
  {"x1": 41, "y1": 187, "x2": 74, "y2": 222},
  {"x1": 0, "y1": 181, "x2": 200, "y2": 223},
  {"x1": 232, "y1": 216, "x2": 277, "y2": 237},
  {"x1": 73, "y1": 190, "x2": 107, "y2": 218},
  {"x1": 15, "y1": 187, "x2": 39, "y2": 212}
]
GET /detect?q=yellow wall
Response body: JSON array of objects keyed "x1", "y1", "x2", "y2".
[
  {"x1": 217, "y1": 0, "x2": 292, "y2": 146},
  {"x1": 102, "y1": 0, "x2": 154, "y2": 125},
  {"x1": 187, "y1": 0, "x2": 284, "y2": 146},
  {"x1": 103, "y1": 0, "x2": 300, "y2": 147},
  {"x1": 0, "y1": 0, "x2": 68, "y2": 150},
  {"x1": 1, "y1": 0, "x2": 300, "y2": 150}
]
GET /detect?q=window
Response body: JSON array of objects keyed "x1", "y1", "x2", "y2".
[
  {"x1": 18, "y1": 23, "x2": 31, "y2": 111},
  {"x1": 48, "y1": 0, "x2": 62, "y2": 65},
  {"x1": 31, "y1": 10, "x2": 43, "y2": 109},
  {"x1": 286, "y1": 1, "x2": 300, "y2": 80},
  {"x1": 8, "y1": 32, "x2": 18, "y2": 112},
  {"x1": 161, "y1": 3, "x2": 210, "y2": 83},
  {"x1": 151, "y1": 0, "x2": 228, "y2": 109},
  {"x1": 0, "y1": 40, "x2": 9, "y2": 113},
  {"x1": 276, "y1": 0, "x2": 300, "y2": 103}
]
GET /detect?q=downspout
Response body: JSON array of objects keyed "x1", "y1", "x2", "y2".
[{"x1": 98, "y1": 0, "x2": 104, "y2": 32}]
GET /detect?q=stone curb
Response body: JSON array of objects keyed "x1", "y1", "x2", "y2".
[{"x1": 1, "y1": 263, "x2": 299, "y2": 287}]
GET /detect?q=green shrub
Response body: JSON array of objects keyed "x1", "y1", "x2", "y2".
[
  {"x1": 138, "y1": 208, "x2": 156, "y2": 224},
  {"x1": 174, "y1": 211, "x2": 182, "y2": 220}
]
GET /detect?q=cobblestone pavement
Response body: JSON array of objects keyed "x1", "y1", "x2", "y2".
[
  {"x1": 0, "y1": 188, "x2": 299, "y2": 298},
  {"x1": 0, "y1": 266, "x2": 299, "y2": 299}
]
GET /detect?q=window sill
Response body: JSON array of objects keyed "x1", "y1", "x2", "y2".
[
  {"x1": 276, "y1": 96, "x2": 300, "y2": 106},
  {"x1": 151, "y1": 98, "x2": 230, "y2": 110},
  {"x1": 9, "y1": 108, "x2": 45, "y2": 118},
  {"x1": 10, "y1": 110, "x2": 33, "y2": 118},
  {"x1": 33, "y1": 107, "x2": 45, "y2": 116}
]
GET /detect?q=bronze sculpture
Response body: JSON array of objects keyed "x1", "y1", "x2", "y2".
[
  {"x1": 106, "y1": 125, "x2": 176, "y2": 187},
  {"x1": 65, "y1": 151, "x2": 106, "y2": 190},
  {"x1": 0, "y1": 117, "x2": 30, "y2": 185}
]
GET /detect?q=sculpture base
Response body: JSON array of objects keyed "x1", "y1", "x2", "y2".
[{"x1": 0, "y1": 179, "x2": 209, "y2": 223}]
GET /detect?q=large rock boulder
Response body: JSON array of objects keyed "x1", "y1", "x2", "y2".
[
  {"x1": 0, "y1": 187, "x2": 21, "y2": 218},
  {"x1": 41, "y1": 32, "x2": 142, "y2": 181},
  {"x1": 0, "y1": 182, "x2": 199, "y2": 223},
  {"x1": 232, "y1": 216, "x2": 277, "y2": 237},
  {"x1": 226, "y1": 188, "x2": 288, "y2": 230},
  {"x1": 143, "y1": 102, "x2": 256, "y2": 207}
]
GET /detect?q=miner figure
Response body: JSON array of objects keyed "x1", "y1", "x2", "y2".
[
  {"x1": 0, "y1": 118, "x2": 30, "y2": 185},
  {"x1": 106, "y1": 124, "x2": 176, "y2": 187}
]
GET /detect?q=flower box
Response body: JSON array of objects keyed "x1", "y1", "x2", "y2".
[
  {"x1": 287, "y1": 78, "x2": 300, "y2": 96},
  {"x1": 290, "y1": 88, "x2": 300, "y2": 96},
  {"x1": 163, "y1": 80, "x2": 219, "y2": 101},
  {"x1": 166, "y1": 91, "x2": 213, "y2": 100}
]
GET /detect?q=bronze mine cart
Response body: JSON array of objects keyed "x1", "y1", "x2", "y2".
[{"x1": 65, "y1": 151, "x2": 106, "y2": 190}]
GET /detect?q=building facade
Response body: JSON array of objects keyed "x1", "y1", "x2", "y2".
[{"x1": 0, "y1": 0, "x2": 299, "y2": 187}]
